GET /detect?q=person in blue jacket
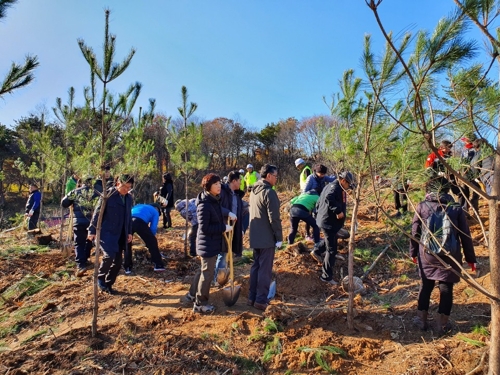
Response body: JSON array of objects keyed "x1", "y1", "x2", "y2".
[
  {"x1": 61, "y1": 176, "x2": 98, "y2": 276},
  {"x1": 88, "y1": 174, "x2": 134, "y2": 295},
  {"x1": 123, "y1": 203, "x2": 166, "y2": 274},
  {"x1": 25, "y1": 182, "x2": 41, "y2": 230}
]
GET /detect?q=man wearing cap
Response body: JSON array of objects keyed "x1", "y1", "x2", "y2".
[
  {"x1": 244, "y1": 164, "x2": 260, "y2": 193},
  {"x1": 123, "y1": 203, "x2": 166, "y2": 274},
  {"x1": 314, "y1": 171, "x2": 355, "y2": 285},
  {"x1": 61, "y1": 176, "x2": 98, "y2": 276},
  {"x1": 25, "y1": 182, "x2": 41, "y2": 230},
  {"x1": 295, "y1": 158, "x2": 312, "y2": 192}
]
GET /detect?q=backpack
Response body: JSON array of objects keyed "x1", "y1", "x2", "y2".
[{"x1": 421, "y1": 202, "x2": 458, "y2": 255}]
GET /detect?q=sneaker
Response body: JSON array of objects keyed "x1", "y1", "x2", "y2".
[
  {"x1": 193, "y1": 303, "x2": 215, "y2": 313},
  {"x1": 394, "y1": 212, "x2": 402, "y2": 218},
  {"x1": 320, "y1": 277, "x2": 338, "y2": 285},
  {"x1": 124, "y1": 267, "x2": 133, "y2": 275},
  {"x1": 153, "y1": 266, "x2": 166, "y2": 272},
  {"x1": 98, "y1": 279, "x2": 115, "y2": 294},
  {"x1": 246, "y1": 299, "x2": 255, "y2": 306},
  {"x1": 75, "y1": 267, "x2": 87, "y2": 277},
  {"x1": 305, "y1": 236, "x2": 314, "y2": 242},
  {"x1": 310, "y1": 250, "x2": 323, "y2": 264},
  {"x1": 184, "y1": 292, "x2": 195, "y2": 302}
]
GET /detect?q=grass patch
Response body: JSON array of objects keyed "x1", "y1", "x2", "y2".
[
  {"x1": 354, "y1": 248, "x2": 374, "y2": 262},
  {"x1": 12, "y1": 304, "x2": 42, "y2": 322},
  {"x1": 263, "y1": 318, "x2": 282, "y2": 333},
  {"x1": 234, "y1": 249, "x2": 253, "y2": 266},
  {"x1": 471, "y1": 324, "x2": 490, "y2": 336},
  {"x1": 20, "y1": 329, "x2": 47, "y2": 345},
  {"x1": 458, "y1": 335, "x2": 486, "y2": 347},
  {"x1": 234, "y1": 355, "x2": 260, "y2": 372},
  {"x1": 0, "y1": 245, "x2": 50, "y2": 259},
  {"x1": 262, "y1": 336, "x2": 281, "y2": 363},
  {"x1": 297, "y1": 346, "x2": 346, "y2": 373},
  {"x1": 0, "y1": 324, "x2": 20, "y2": 339},
  {"x1": 1, "y1": 275, "x2": 50, "y2": 302}
]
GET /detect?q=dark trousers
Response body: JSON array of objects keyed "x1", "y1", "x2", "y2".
[
  {"x1": 28, "y1": 210, "x2": 40, "y2": 230},
  {"x1": 288, "y1": 211, "x2": 320, "y2": 244},
  {"x1": 162, "y1": 207, "x2": 172, "y2": 228},
  {"x1": 417, "y1": 276, "x2": 454, "y2": 315},
  {"x1": 249, "y1": 246, "x2": 275, "y2": 305},
  {"x1": 393, "y1": 188, "x2": 408, "y2": 212},
  {"x1": 459, "y1": 180, "x2": 480, "y2": 212},
  {"x1": 189, "y1": 224, "x2": 198, "y2": 257},
  {"x1": 320, "y1": 228, "x2": 338, "y2": 281},
  {"x1": 74, "y1": 225, "x2": 93, "y2": 267},
  {"x1": 98, "y1": 233, "x2": 126, "y2": 287},
  {"x1": 124, "y1": 217, "x2": 165, "y2": 270}
]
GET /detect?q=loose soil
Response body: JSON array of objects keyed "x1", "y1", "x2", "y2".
[{"x1": 0, "y1": 192, "x2": 492, "y2": 374}]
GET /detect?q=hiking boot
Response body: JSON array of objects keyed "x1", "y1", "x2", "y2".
[
  {"x1": 246, "y1": 299, "x2": 255, "y2": 306},
  {"x1": 412, "y1": 310, "x2": 428, "y2": 331},
  {"x1": 75, "y1": 266, "x2": 87, "y2": 277},
  {"x1": 184, "y1": 292, "x2": 195, "y2": 302},
  {"x1": 98, "y1": 279, "x2": 115, "y2": 294},
  {"x1": 310, "y1": 250, "x2": 323, "y2": 264},
  {"x1": 253, "y1": 302, "x2": 269, "y2": 311},
  {"x1": 124, "y1": 267, "x2": 133, "y2": 275},
  {"x1": 436, "y1": 314, "x2": 452, "y2": 335},
  {"x1": 193, "y1": 303, "x2": 215, "y2": 313},
  {"x1": 320, "y1": 277, "x2": 338, "y2": 285},
  {"x1": 153, "y1": 265, "x2": 166, "y2": 272}
]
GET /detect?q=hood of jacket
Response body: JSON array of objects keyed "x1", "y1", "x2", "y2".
[{"x1": 251, "y1": 179, "x2": 271, "y2": 195}]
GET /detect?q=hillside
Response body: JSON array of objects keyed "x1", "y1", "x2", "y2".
[{"x1": 0, "y1": 191, "x2": 491, "y2": 374}]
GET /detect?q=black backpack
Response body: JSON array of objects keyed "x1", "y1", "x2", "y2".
[{"x1": 421, "y1": 202, "x2": 458, "y2": 255}]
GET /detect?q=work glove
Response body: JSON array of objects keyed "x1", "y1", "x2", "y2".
[
  {"x1": 468, "y1": 262, "x2": 477, "y2": 272},
  {"x1": 275, "y1": 241, "x2": 282, "y2": 249},
  {"x1": 412, "y1": 257, "x2": 417, "y2": 264},
  {"x1": 228, "y1": 212, "x2": 237, "y2": 221},
  {"x1": 225, "y1": 225, "x2": 234, "y2": 232}
]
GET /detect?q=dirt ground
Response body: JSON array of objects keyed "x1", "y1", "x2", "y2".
[{"x1": 0, "y1": 191, "x2": 492, "y2": 374}]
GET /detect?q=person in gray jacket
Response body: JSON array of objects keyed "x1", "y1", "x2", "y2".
[{"x1": 248, "y1": 164, "x2": 283, "y2": 311}]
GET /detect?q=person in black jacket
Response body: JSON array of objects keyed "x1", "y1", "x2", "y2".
[
  {"x1": 88, "y1": 174, "x2": 134, "y2": 295},
  {"x1": 215, "y1": 170, "x2": 243, "y2": 282},
  {"x1": 93, "y1": 165, "x2": 114, "y2": 194},
  {"x1": 186, "y1": 173, "x2": 233, "y2": 313},
  {"x1": 25, "y1": 182, "x2": 41, "y2": 230},
  {"x1": 61, "y1": 176, "x2": 98, "y2": 276},
  {"x1": 160, "y1": 173, "x2": 174, "y2": 228},
  {"x1": 314, "y1": 171, "x2": 355, "y2": 285}
]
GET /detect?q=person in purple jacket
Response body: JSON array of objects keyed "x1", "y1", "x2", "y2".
[
  {"x1": 410, "y1": 177, "x2": 477, "y2": 334},
  {"x1": 123, "y1": 203, "x2": 166, "y2": 275},
  {"x1": 88, "y1": 174, "x2": 134, "y2": 295}
]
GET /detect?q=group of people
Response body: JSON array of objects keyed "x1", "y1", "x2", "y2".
[{"x1": 22, "y1": 140, "x2": 485, "y2": 327}]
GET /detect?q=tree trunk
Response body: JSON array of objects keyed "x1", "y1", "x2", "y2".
[{"x1": 91, "y1": 195, "x2": 107, "y2": 337}]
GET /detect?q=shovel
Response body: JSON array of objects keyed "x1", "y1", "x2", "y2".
[
  {"x1": 222, "y1": 219, "x2": 241, "y2": 306},
  {"x1": 216, "y1": 218, "x2": 231, "y2": 287}
]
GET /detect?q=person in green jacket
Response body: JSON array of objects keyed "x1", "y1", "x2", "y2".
[
  {"x1": 65, "y1": 172, "x2": 79, "y2": 195},
  {"x1": 287, "y1": 190, "x2": 320, "y2": 245}
]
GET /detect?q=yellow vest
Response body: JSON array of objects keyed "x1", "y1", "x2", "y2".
[
  {"x1": 299, "y1": 165, "x2": 312, "y2": 191},
  {"x1": 245, "y1": 171, "x2": 259, "y2": 188}
]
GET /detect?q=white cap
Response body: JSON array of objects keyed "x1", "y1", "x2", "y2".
[
  {"x1": 239, "y1": 169, "x2": 245, "y2": 174},
  {"x1": 295, "y1": 158, "x2": 305, "y2": 167},
  {"x1": 246, "y1": 164, "x2": 253, "y2": 169}
]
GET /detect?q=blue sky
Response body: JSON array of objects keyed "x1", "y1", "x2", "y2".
[{"x1": 0, "y1": 1, "x2": 460, "y2": 129}]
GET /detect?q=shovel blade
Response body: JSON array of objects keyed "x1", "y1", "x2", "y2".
[
  {"x1": 222, "y1": 284, "x2": 241, "y2": 307},
  {"x1": 216, "y1": 268, "x2": 230, "y2": 286}
]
